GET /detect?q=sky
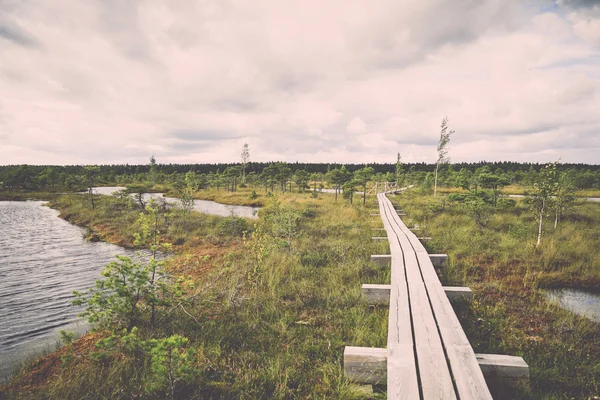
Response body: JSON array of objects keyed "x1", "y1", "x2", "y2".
[{"x1": 1, "y1": 0, "x2": 600, "y2": 166}]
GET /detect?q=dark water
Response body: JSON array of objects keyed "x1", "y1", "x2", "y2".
[
  {"x1": 543, "y1": 288, "x2": 600, "y2": 322},
  {"x1": 93, "y1": 187, "x2": 259, "y2": 219},
  {"x1": 0, "y1": 201, "x2": 138, "y2": 381}
]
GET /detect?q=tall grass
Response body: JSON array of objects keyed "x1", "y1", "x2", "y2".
[
  {"x1": 2, "y1": 191, "x2": 390, "y2": 399},
  {"x1": 393, "y1": 191, "x2": 600, "y2": 399}
]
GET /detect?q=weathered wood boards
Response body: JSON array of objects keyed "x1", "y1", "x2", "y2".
[
  {"x1": 362, "y1": 284, "x2": 472, "y2": 305},
  {"x1": 379, "y1": 194, "x2": 457, "y2": 399},
  {"x1": 377, "y1": 194, "x2": 420, "y2": 399},
  {"x1": 370, "y1": 254, "x2": 448, "y2": 268},
  {"x1": 347, "y1": 192, "x2": 526, "y2": 398},
  {"x1": 345, "y1": 347, "x2": 529, "y2": 384},
  {"x1": 377, "y1": 192, "x2": 493, "y2": 399}
]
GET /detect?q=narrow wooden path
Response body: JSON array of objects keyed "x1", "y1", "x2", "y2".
[
  {"x1": 377, "y1": 192, "x2": 492, "y2": 399},
  {"x1": 343, "y1": 191, "x2": 532, "y2": 398}
]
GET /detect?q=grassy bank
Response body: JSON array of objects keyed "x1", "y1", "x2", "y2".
[
  {"x1": 0, "y1": 190, "x2": 61, "y2": 201},
  {"x1": 1, "y1": 190, "x2": 391, "y2": 399},
  {"x1": 392, "y1": 190, "x2": 600, "y2": 399}
]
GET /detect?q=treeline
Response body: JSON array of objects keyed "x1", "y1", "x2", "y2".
[{"x1": 1, "y1": 161, "x2": 600, "y2": 191}]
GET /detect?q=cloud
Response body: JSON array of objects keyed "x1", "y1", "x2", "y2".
[
  {"x1": 0, "y1": 0, "x2": 599, "y2": 165},
  {"x1": 0, "y1": 17, "x2": 39, "y2": 47}
]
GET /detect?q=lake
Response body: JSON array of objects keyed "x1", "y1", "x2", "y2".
[
  {"x1": 0, "y1": 201, "x2": 140, "y2": 381},
  {"x1": 92, "y1": 187, "x2": 259, "y2": 219},
  {"x1": 543, "y1": 288, "x2": 600, "y2": 323}
]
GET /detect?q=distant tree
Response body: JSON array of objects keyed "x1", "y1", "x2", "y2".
[
  {"x1": 455, "y1": 168, "x2": 474, "y2": 191},
  {"x1": 293, "y1": 169, "x2": 310, "y2": 192},
  {"x1": 434, "y1": 117, "x2": 454, "y2": 197},
  {"x1": 276, "y1": 163, "x2": 292, "y2": 192},
  {"x1": 176, "y1": 171, "x2": 199, "y2": 221},
  {"x1": 527, "y1": 162, "x2": 558, "y2": 247},
  {"x1": 223, "y1": 166, "x2": 242, "y2": 192},
  {"x1": 149, "y1": 155, "x2": 158, "y2": 186},
  {"x1": 553, "y1": 167, "x2": 576, "y2": 229},
  {"x1": 84, "y1": 166, "x2": 99, "y2": 210},
  {"x1": 343, "y1": 179, "x2": 358, "y2": 204},
  {"x1": 354, "y1": 167, "x2": 375, "y2": 205},
  {"x1": 395, "y1": 153, "x2": 404, "y2": 188},
  {"x1": 326, "y1": 166, "x2": 351, "y2": 201},
  {"x1": 126, "y1": 183, "x2": 152, "y2": 209},
  {"x1": 241, "y1": 143, "x2": 250, "y2": 184},
  {"x1": 477, "y1": 166, "x2": 509, "y2": 207},
  {"x1": 261, "y1": 164, "x2": 278, "y2": 192}
]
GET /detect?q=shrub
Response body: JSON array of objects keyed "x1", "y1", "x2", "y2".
[
  {"x1": 497, "y1": 198, "x2": 517, "y2": 210},
  {"x1": 216, "y1": 215, "x2": 249, "y2": 237}
]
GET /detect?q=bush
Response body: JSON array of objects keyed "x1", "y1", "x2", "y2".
[
  {"x1": 497, "y1": 198, "x2": 516, "y2": 210},
  {"x1": 448, "y1": 193, "x2": 469, "y2": 202},
  {"x1": 301, "y1": 206, "x2": 316, "y2": 219},
  {"x1": 216, "y1": 215, "x2": 249, "y2": 237}
]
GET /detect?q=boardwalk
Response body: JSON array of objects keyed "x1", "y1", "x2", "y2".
[
  {"x1": 344, "y1": 191, "x2": 521, "y2": 399},
  {"x1": 377, "y1": 192, "x2": 492, "y2": 399}
]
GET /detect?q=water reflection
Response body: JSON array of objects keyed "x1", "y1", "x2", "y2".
[
  {"x1": 543, "y1": 288, "x2": 600, "y2": 322},
  {"x1": 0, "y1": 201, "x2": 139, "y2": 381},
  {"x1": 92, "y1": 187, "x2": 259, "y2": 219}
]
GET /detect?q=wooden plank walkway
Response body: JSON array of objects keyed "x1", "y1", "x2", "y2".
[{"x1": 376, "y1": 192, "x2": 493, "y2": 399}]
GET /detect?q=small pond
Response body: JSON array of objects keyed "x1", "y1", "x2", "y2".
[
  {"x1": 543, "y1": 288, "x2": 600, "y2": 323},
  {"x1": 92, "y1": 187, "x2": 259, "y2": 219}
]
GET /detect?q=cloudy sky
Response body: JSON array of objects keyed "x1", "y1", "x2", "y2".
[{"x1": 1, "y1": 0, "x2": 599, "y2": 165}]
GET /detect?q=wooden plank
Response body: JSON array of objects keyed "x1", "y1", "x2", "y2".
[
  {"x1": 380, "y1": 195, "x2": 456, "y2": 399},
  {"x1": 372, "y1": 236, "x2": 388, "y2": 240},
  {"x1": 344, "y1": 349, "x2": 529, "y2": 384},
  {"x1": 377, "y1": 193, "x2": 420, "y2": 399},
  {"x1": 362, "y1": 284, "x2": 472, "y2": 305},
  {"x1": 344, "y1": 346, "x2": 387, "y2": 385},
  {"x1": 476, "y1": 354, "x2": 530, "y2": 381},
  {"x1": 362, "y1": 284, "x2": 390, "y2": 305},
  {"x1": 443, "y1": 286, "x2": 473, "y2": 301},
  {"x1": 429, "y1": 254, "x2": 448, "y2": 268},
  {"x1": 381, "y1": 195, "x2": 493, "y2": 399}
]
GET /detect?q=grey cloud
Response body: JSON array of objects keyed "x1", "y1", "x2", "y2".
[
  {"x1": 359, "y1": 0, "x2": 525, "y2": 70},
  {"x1": 558, "y1": 0, "x2": 600, "y2": 9},
  {"x1": 211, "y1": 99, "x2": 262, "y2": 113},
  {"x1": 170, "y1": 129, "x2": 245, "y2": 142},
  {"x1": 0, "y1": 20, "x2": 38, "y2": 47},
  {"x1": 97, "y1": 0, "x2": 155, "y2": 62}
]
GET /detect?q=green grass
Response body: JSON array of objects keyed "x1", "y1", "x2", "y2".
[
  {"x1": 393, "y1": 190, "x2": 600, "y2": 399},
  {"x1": 1, "y1": 191, "x2": 390, "y2": 399}
]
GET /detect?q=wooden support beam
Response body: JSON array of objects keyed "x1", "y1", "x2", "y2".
[
  {"x1": 397, "y1": 212, "x2": 407, "y2": 216},
  {"x1": 343, "y1": 346, "x2": 387, "y2": 385},
  {"x1": 417, "y1": 236, "x2": 432, "y2": 240},
  {"x1": 442, "y1": 286, "x2": 473, "y2": 301},
  {"x1": 370, "y1": 254, "x2": 391, "y2": 266},
  {"x1": 371, "y1": 236, "x2": 388, "y2": 241},
  {"x1": 429, "y1": 254, "x2": 448, "y2": 268},
  {"x1": 475, "y1": 354, "x2": 530, "y2": 381},
  {"x1": 362, "y1": 284, "x2": 391, "y2": 305},
  {"x1": 344, "y1": 347, "x2": 529, "y2": 384},
  {"x1": 362, "y1": 284, "x2": 471, "y2": 304},
  {"x1": 370, "y1": 213, "x2": 380, "y2": 216}
]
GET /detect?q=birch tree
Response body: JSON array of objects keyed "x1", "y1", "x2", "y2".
[
  {"x1": 434, "y1": 117, "x2": 454, "y2": 197},
  {"x1": 528, "y1": 163, "x2": 558, "y2": 247},
  {"x1": 241, "y1": 143, "x2": 250, "y2": 183}
]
